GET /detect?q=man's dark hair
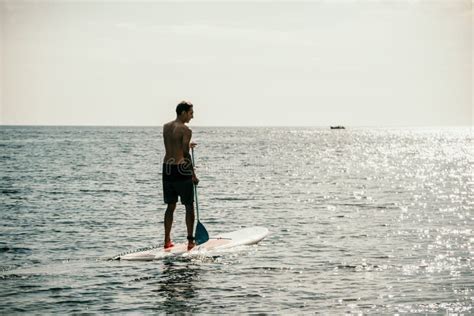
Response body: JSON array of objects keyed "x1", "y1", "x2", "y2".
[{"x1": 176, "y1": 101, "x2": 193, "y2": 116}]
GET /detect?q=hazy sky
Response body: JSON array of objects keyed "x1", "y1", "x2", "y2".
[{"x1": 0, "y1": 0, "x2": 472, "y2": 126}]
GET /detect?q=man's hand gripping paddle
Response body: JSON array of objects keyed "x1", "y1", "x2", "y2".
[{"x1": 191, "y1": 147, "x2": 209, "y2": 245}]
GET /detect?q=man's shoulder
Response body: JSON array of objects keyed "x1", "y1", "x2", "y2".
[
  {"x1": 163, "y1": 120, "x2": 175, "y2": 128},
  {"x1": 163, "y1": 122, "x2": 170, "y2": 131},
  {"x1": 163, "y1": 121, "x2": 190, "y2": 134},
  {"x1": 174, "y1": 122, "x2": 191, "y2": 132}
]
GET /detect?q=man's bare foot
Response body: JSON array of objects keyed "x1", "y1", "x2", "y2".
[
  {"x1": 187, "y1": 236, "x2": 195, "y2": 251},
  {"x1": 164, "y1": 241, "x2": 174, "y2": 249}
]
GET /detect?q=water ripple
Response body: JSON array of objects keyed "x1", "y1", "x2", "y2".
[{"x1": 0, "y1": 126, "x2": 472, "y2": 314}]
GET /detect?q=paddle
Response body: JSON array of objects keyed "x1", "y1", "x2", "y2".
[{"x1": 191, "y1": 147, "x2": 209, "y2": 245}]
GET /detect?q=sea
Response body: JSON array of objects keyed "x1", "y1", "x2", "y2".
[{"x1": 0, "y1": 126, "x2": 472, "y2": 314}]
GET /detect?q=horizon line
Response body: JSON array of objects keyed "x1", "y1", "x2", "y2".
[{"x1": 1, "y1": 123, "x2": 472, "y2": 129}]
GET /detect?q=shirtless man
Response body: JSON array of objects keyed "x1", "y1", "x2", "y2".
[{"x1": 162, "y1": 101, "x2": 199, "y2": 250}]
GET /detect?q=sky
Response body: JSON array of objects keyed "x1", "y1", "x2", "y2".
[{"x1": 0, "y1": 0, "x2": 472, "y2": 127}]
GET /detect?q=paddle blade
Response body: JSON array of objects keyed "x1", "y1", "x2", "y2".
[{"x1": 195, "y1": 221, "x2": 209, "y2": 245}]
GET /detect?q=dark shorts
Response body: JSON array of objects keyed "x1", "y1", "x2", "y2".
[{"x1": 162, "y1": 163, "x2": 194, "y2": 205}]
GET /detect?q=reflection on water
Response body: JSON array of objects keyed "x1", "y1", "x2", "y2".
[{"x1": 154, "y1": 259, "x2": 200, "y2": 313}]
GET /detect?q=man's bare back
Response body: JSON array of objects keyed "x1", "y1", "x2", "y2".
[{"x1": 163, "y1": 120, "x2": 192, "y2": 165}]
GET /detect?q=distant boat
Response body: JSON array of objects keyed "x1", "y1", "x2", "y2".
[{"x1": 330, "y1": 126, "x2": 345, "y2": 130}]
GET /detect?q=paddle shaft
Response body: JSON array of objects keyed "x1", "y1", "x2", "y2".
[
  {"x1": 191, "y1": 147, "x2": 200, "y2": 220},
  {"x1": 190, "y1": 147, "x2": 210, "y2": 245}
]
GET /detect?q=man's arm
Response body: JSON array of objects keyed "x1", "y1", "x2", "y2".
[
  {"x1": 182, "y1": 127, "x2": 192, "y2": 164},
  {"x1": 182, "y1": 127, "x2": 199, "y2": 182}
]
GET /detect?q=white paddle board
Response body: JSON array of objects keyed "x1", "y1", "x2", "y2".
[{"x1": 114, "y1": 226, "x2": 269, "y2": 261}]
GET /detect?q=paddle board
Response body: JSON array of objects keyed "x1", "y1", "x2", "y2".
[{"x1": 113, "y1": 226, "x2": 268, "y2": 261}]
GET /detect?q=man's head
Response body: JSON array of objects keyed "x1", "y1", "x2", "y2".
[{"x1": 176, "y1": 100, "x2": 194, "y2": 123}]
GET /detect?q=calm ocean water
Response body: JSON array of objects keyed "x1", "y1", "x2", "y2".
[{"x1": 0, "y1": 126, "x2": 472, "y2": 314}]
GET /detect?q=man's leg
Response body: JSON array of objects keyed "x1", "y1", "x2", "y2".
[
  {"x1": 164, "y1": 203, "x2": 176, "y2": 246},
  {"x1": 185, "y1": 204, "x2": 195, "y2": 249}
]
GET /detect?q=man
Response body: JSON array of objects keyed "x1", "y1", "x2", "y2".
[{"x1": 162, "y1": 100, "x2": 199, "y2": 250}]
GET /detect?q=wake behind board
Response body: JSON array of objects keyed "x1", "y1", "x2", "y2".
[{"x1": 114, "y1": 226, "x2": 269, "y2": 261}]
